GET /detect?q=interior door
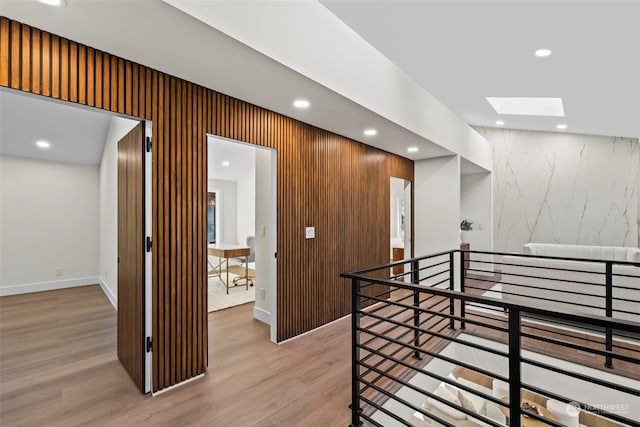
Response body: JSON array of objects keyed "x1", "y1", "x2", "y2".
[{"x1": 117, "y1": 122, "x2": 145, "y2": 392}]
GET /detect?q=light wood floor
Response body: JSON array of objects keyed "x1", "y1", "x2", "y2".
[{"x1": 0, "y1": 285, "x2": 351, "y2": 426}]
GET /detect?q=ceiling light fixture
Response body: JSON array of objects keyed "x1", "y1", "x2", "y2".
[
  {"x1": 363, "y1": 129, "x2": 377, "y2": 136},
  {"x1": 486, "y1": 97, "x2": 564, "y2": 117},
  {"x1": 407, "y1": 147, "x2": 419, "y2": 153},
  {"x1": 38, "y1": 0, "x2": 66, "y2": 6},
  {"x1": 556, "y1": 124, "x2": 567, "y2": 130},
  {"x1": 222, "y1": 161, "x2": 230, "y2": 167},
  {"x1": 36, "y1": 140, "x2": 50, "y2": 149},
  {"x1": 293, "y1": 99, "x2": 310, "y2": 109},
  {"x1": 496, "y1": 120, "x2": 505, "y2": 126},
  {"x1": 535, "y1": 48, "x2": 552, "y2": 58}
]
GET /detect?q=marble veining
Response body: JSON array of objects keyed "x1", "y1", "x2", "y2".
[{"x1": 475, "y1": 127, "x2": 639, "y2": 253}]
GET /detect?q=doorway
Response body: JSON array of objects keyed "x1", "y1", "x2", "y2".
[
  {"x1": 0, "y1": 88, "x2": 152, "y2": 392},
  {"x1": 206, "y1": 135, "x2": 278, "y2": 342},
  {"x1": 390, "y1": 177, "x2": 412, "y2": 279}
]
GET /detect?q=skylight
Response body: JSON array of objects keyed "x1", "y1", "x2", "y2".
[{"x1": 486, "y1": 97, "x2": 565, "y2": 117}]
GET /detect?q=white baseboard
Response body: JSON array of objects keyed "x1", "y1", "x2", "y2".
[
  {"x1": 253, "y1": 306, "x2": 271, "y2": 325},
  {"x1": 98, "y1": 276, "x2": 118, "y2": 310},
  {"x1": 0, "y1": 276, "x2": 101, "y2": 297}
]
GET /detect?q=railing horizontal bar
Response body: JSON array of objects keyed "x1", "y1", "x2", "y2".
[
  {"x1": 359, "y1": 365, "x2": 504, "y2": 427},
  {"x1": 521, "y1": 357, "x2": 640, "y2": 397},
  {"x1": 520, "y1": 331, "x2": 640, "y2": 364},
  {"x1": 471, "y1": 258, "x2": 609, "y2": 277},
  {"x1": 612, "y1": 307, "x2": 640, "y2": 316},
  {"x1": 417, "y1": 277, "x2": 451, "y2": 289},
  {"x1": 360, "y1": 309, "x2": 509, "y2": 358},
  {"x1": 344, "y1": 273, "x2": 640, "y2": 333},
  {"x1": 356, "y1": 327, "x2": 509, "y2": 383},
  {"x1": 416, "y1": 268, "x2": 450, "y2": 283},
  {"x1": 500, "y1": 270, "x2": 606, "y2": 288},
  {"x1": 358, "y1": 395, "x2": 443, "y2": 427},
  {"x1": 346, "y1": 249, "x2": 453, "y2": 275},
  {"x1": 358, "y1": 378, "x2": 456, "y2": 427},
  {"x1": 521, "y1": 323, "x2": 613, "y2": 347},
  {"x1": 416, "y1": 259, "x2": 450, "y2": 272},
  {"x1": 611, "y1": 295, "x2": 640, "y2": 303},
  {"x1": 489, "y1": 286, "x2": 606, "y2": 310},
  {"x1": 496, "y1": 279, "x2": 605, "y2": 297},
  {"x1": 358, "y1": 291, "x2": 508, "y2": 333},
  {"x1": 521, "y1": 382, "x2": 640, "y2": 426},
  {"x1": 463, "y1": 249, "x2": 640, "y2": 267},
  {"x1": 359, "y1": 342, "x2": 508, "y2": 408},
  {"x1": 612, "y1": 272, "x2": 640, "y2": 279}
]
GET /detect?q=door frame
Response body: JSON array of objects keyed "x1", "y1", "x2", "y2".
[{"x1": 143, "y1": 120, "x2": 153, "y2": 393}]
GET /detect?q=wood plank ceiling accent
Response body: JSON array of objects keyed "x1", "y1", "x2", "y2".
[{"x1": 0, "y1": 17, "x2": 414, "y2": 392}]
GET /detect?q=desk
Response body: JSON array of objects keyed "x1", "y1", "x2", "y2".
[
  {"x1": 208, "y1": 244, "x2": 250, "y2": 294},
  {"x1": 500, "y1": 398, "x2": 558, "y2": 427}
]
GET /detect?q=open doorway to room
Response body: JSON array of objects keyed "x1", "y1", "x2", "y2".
[
  {"x1": 390, "y1": 176, "x2": 412, "y2": 280},
  {"x1": 206, "y1": 135, "x2": 277, "y2": 342},
  {"x1": 0, "y1": 88, "x2": 152, "y2": 393}
]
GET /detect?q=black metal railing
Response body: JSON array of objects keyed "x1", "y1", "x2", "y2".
[{"x1": 342, "y1": 249, "x2": 640, "y2": 427}]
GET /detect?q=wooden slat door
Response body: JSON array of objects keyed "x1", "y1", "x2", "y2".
[{"x1": 117, "y1": 122, "x2": 145, "y2": 391}]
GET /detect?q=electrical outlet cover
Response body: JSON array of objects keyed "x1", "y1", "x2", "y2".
[{"x1": 305, "y1": 226, "x2": 315, "y2": 239}]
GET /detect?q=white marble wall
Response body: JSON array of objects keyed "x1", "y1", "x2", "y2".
[{"x1": 475, "y1": 127, "x2": 639, "y2": 253}]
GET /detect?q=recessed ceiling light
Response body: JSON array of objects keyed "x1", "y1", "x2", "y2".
[
  {"x1": 535, "y1": 48, "x2": 552, "y2": 58},
  {"x1": 293, "y1": 99, "x2": 310, "y2": 108},
  {"x1": 36, "y1": 140, "x2": 50, "y2": 149},
  {"x1": 363, "y1": 129, "x2": 377, "y2": 136},
  {"x1": 222, "y1": 161, "x2": 230, "y2": 167},
  {"x1": 486, "y1": 97, "x2": 564, "y2": 117},
  {"x1": 495, "y1": 120, "x2": 505, "y2": 126},
  {"x1": 38, "y1": 0, "x2": 66, "y2": 6},
  {"x1": 407, "y1": 147, "x2": 419, "y2": 153},
  {"x1": 556, "y1": 124, "x2": 567, "y2": 130}
]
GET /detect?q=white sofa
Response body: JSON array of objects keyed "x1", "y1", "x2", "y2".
[{"x1": 501, "y1": 243, "x2": 640, "y2": 322}]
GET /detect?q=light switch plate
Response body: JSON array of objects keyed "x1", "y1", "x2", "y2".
[{"x1": 305, "y1": 226, "x2": 315, "y2": 239}]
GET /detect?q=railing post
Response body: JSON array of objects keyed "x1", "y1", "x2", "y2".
[
  {"x1": 508, "y1": 308, "x2": 522, "y2": 427},
  {"x1": 350, "y1": 278, "x2": 362, "y2": 427},
  {"x1": 412, "y1": 260, "x2": 421, "y2": 359},
  {"x1": 449, "y1": 251, "x2": 455, "y2": 330},
  {"x1": 459, "y1": 250, "x2": 466, "y2": 330},
  {"x1": 605, "y1": 262, "x2": 613, "y2": 369}
]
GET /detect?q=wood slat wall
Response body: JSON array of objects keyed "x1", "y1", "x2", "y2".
[{"x1": 0, "y1": 17, "x2": 414, "y2": 392}]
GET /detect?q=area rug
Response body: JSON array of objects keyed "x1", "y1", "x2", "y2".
[{"x1": 208, "y1": 271, "x2": 256, "y2": 312}]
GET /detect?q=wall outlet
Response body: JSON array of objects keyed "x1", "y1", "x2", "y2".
[
  {"x1": 305, "y1": 226, "x2": 315, "y2": 239},
  {"x1": 260, "y1": 225, "x2": 266, "y2": 237},
  {"x1": 56, "y1": 267, "x2": 63, "y2": 277},
  {"x1": 259, "y1": 288, "x2": 266, "y2": 299}
]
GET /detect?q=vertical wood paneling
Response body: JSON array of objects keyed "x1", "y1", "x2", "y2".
[
  {"x1": 31, "y1": 28, "x2": 40, "y2": 94},
  {"x1": 0, "y1": 19, "x2": 413, "y2": 392},
  {"x1": 0, "y1": 18, "x2": 9, "y2": 87},
  {"x1": 78, "y1": 45, "x2": 86, "y2": 104},
  {"x1": 41, "y1": 31, "x2": 50, "y2": 96},
  {"x1": 60, "y1": 38, "x2": 68, "y2": 100},
  {"x1": 69, "y1": 41, "x2": 77, "y2": 102},
  {"x1": 10, "y1": 20, "x2": 20, "y2": 89},
  {"x1": 20, "y1": 25, "x2": 29, "y2": 91},
  {"x1": 86, "y1": 47, "x2": 93, "y2": 106}
]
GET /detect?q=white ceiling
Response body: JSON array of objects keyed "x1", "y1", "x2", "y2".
[
  {"x1": 0, "y1": 89, "x2": 112, "y2": 165},
  {"x1": 321, "y1": 0, "x2": 640, "y2": 139},
  {"x1": 207, "y1": 136, "x2": 256, "y2": 182},
  {"x1": 1, "y1": 0, "x2": 636, "y2": 180}
]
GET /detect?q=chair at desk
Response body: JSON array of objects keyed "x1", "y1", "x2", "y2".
[{"x1": 233, "y1": 236, "x2": 255, "y2": 287}]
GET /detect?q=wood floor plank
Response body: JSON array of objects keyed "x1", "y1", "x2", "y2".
[{"x1": 0, "y1": 286, "x2": 351, "y2": 426}]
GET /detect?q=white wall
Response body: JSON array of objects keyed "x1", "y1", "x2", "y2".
[
  {"x1": 207, "y1": 178, "x2": 237, "y2": 245},
  {"x1": 461, "y1": 172, "x2": 494, "y2": 274},
  {"x1": 98, "y1": 116, "x2": 139, "y2": 305},
  {"x1": 414, "y1": 156, "x2": 460, "y2": 257},
  {"x1": 254, "y1": 148, "x2": 277, "y2": 342},
  {"x1": 236, "y1": 167, "x2": 255, "y2": 246},
  {"x1": 0, "y1": 156, "x2": 99, "y2": 293},
  {"x1": 476, "y1": 127, "x2": 639, "y2": 252}
]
